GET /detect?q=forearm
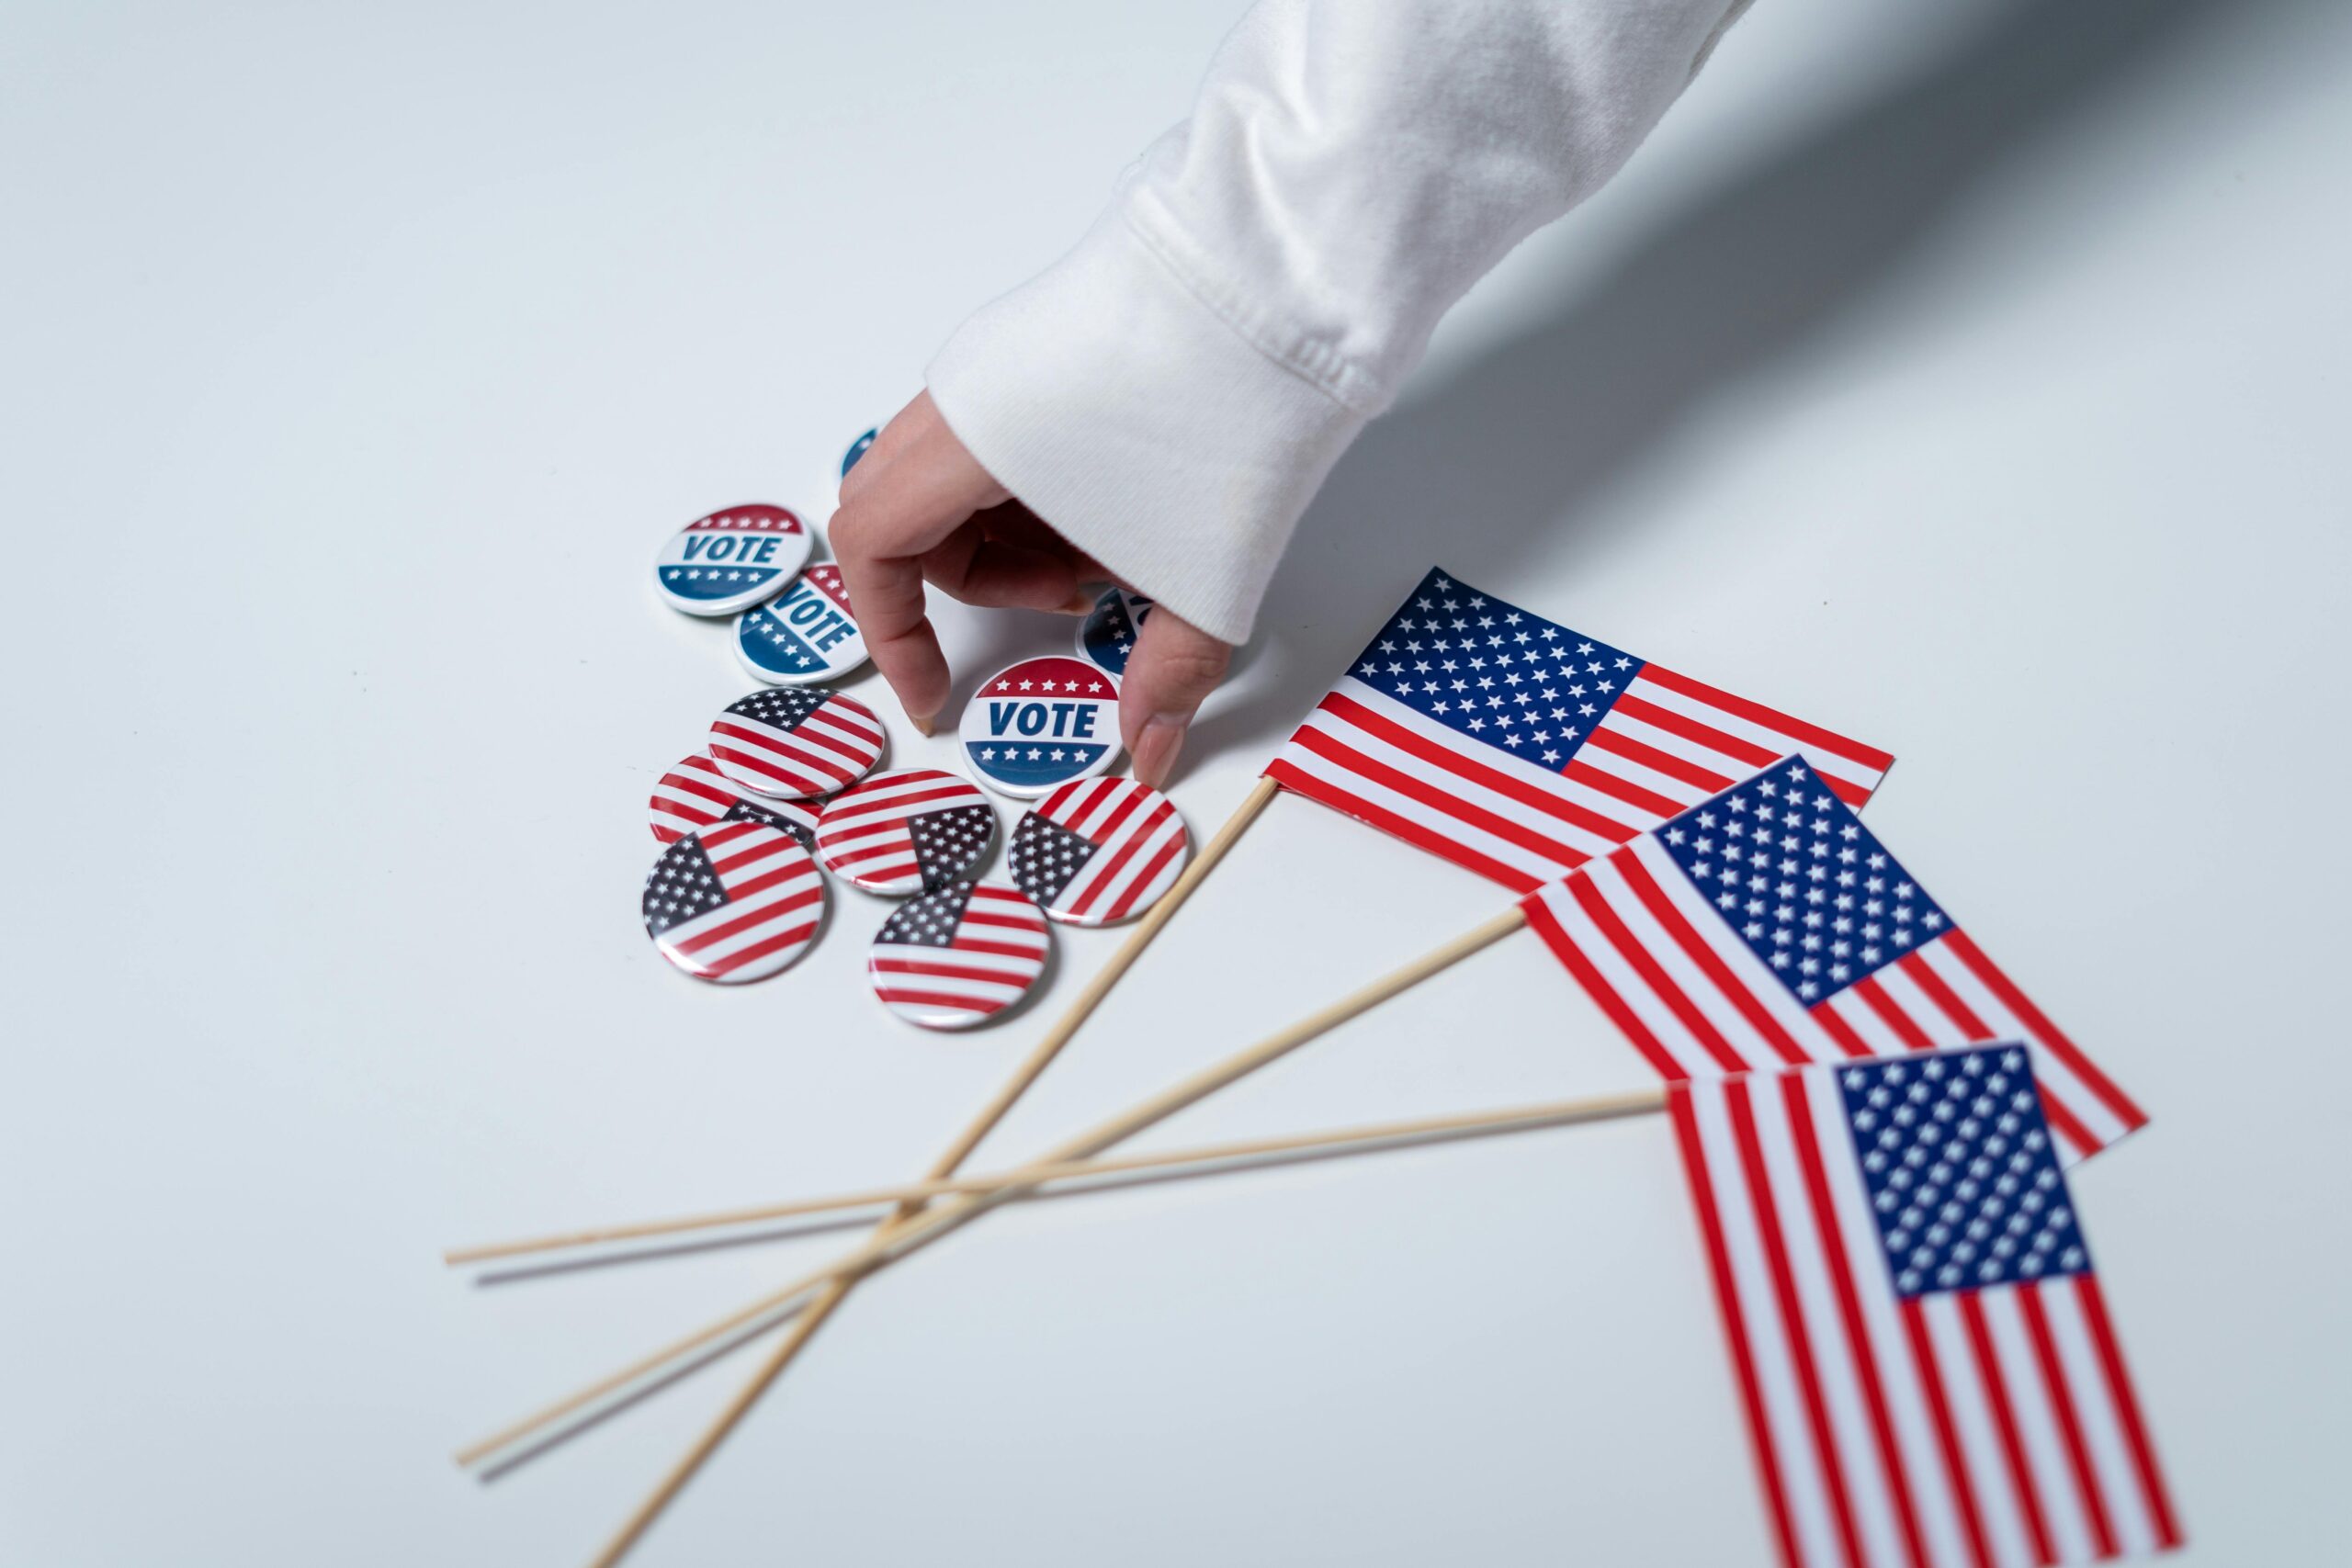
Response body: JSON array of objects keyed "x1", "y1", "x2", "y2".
[{"x1": 928, "y1": 0, "x2": 1755, "y2": 645}]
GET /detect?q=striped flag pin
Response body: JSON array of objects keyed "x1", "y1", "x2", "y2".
[
  {"x1": 706, "y1": 686, "x2": 886, "y2": 801},
  {"x1": 1006, "y1": 776, "x2": 1190, "y2": 926},
  {"x1": 866, "y1": 878, "x2": 1050, "y2": 1030},
  {"x1": 640, "y1": 821, "x2": 827, "y2": 984},
  {"x1": 814, "y1": 769, "x2": 998, "y2": 896}
]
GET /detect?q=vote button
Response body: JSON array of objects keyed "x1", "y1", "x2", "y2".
[
  {"x1": 841, "y1": 428, "x2": 877, "y2": 478},
  {"x1": 735, "y1": 564, "x2": 868, "y2": 684},
  {"x1": 958, "y1": 655, "x2": 1120, "y2": 799},
  {"x1": 1075, "y1": 587, "x2": 1155, "y2": 677},
  {"x1": 653, "y1": 503, "x2": 814, "y2": 616}
]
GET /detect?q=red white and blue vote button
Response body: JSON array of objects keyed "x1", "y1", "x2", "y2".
[
  {"x1": 1075, "y1": 587, "x2": 1155, "y2": 677},
  {"x1": 641, "y1": 820, "x2": 826, "y2": 984},
  {"x1": 960, "y1": 656, "x2": 1120, "y2": 799},
  {"x1": 866, "y1": 877, "x2": 1050, "y2": 1030},
  {"x1": 653, "y1": 503, "x2": 814, "y2": 615},
  {"x1": 734, "y1": 564, "x2": 867, "y2": 684},
  {"x1": 707, "y1": 685, "x2": 887, "y2": 800},
  {"x1": 648, "y1": 752, "x2": 821, "y2": 850},
  {"x1": 1008, "y1": 777, "x2": 1191, "y2": 927},
  {"x1": 814, "y1": 769, "x2": 996, "y2": 896}
]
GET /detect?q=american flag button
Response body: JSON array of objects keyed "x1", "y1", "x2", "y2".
[
  {"x1": 653, "y1": 503, "x2": 814, "y2": 616},
  {"x1": 734, "y1": 564, "x2": 867, "y2": 685},
  {"x1": 648, "y1": 751, "x2": 821, "y2": 850},
  {"x1": 641, "y1": 821, "x2": 827, "y2": 984},
  {"x1": 958, "y1": 655, "x2": 1121, "y2": 800},
  {"x1": 866, "y1": 877, "x2": 1051, "y2": 1030},
  {"x1": 707, "y1": 685, "x2": 887, "y2": 800},
  {"x1": 814, "y1": 769, "x2": 997, "y2": 896},
  {"x1": 1008, "y1": 777, "x2": 1190, "y2": 927},
  {"x1": 1074, "y1": 586, "x2": 1154, "y2": 677}
]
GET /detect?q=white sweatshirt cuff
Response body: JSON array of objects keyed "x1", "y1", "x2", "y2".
[{"x1": 926, "y1": 206, "x2": 1363, "y2": 647}]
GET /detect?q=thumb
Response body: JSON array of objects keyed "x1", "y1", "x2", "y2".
[{"x1": 1118, "y1": 606, "x2": 1232, "y2": 789}]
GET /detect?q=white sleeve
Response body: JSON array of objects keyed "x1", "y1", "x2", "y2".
[{"x1": 925, "y1": 0, "x2": 1756, "y2": 646}]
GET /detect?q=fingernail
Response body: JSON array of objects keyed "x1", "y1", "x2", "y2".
[
  {"x1": 1056, "y1": 590, "x2": 1096, "y2": 615},
  {"x1": 1131, "y1": 715, "x2": 1185, "y2": 787},
  {"x1": 908, "y1": 709, "x2": 937, "y2": 739}
]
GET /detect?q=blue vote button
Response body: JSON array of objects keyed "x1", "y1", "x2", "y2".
[
  {"x1": 653, "y1": 503, "x2": 814, "y2": 616},
  {"x1": 841, "y1": 428, "x2": 877, "y2": 477},
  {"x1": 959, "y1": 655, "x2": 1122, "y2": 799},
  {"x1": 735, "y1": 563, "x2": 868, "y2": 684}
]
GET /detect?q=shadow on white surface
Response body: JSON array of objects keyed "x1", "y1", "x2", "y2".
[{"x1": 1194, "y1": 0, "x2": 2248, "y2": 769}]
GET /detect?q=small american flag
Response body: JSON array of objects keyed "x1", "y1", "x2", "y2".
[
  {"x1": 648, "y1": 751, "x2": 820, "y2": 849},
  {"x1": 707, "y1": 685, "x2": 886, "y2": 800},
  {"x1": 812, "y1": 769, "x2": 997, "y2": 895},
  {"x1": 1264, "y1": 569, "x2": 1894, "y2": 891},
  {"x1": 1521, "y1": 758, "x2": 2145, "y2": 1164},
  {"x1": 1672, "y1": 1047, "x2": 2180, "y2": 1567},
  {"x1": 640, "y1": 820, "x2": 827, "y2": 983},
  {"x1": 867, "y1": 878, "x2": 1051, "y2": 1029},
  {"x1": 1007, "y1": 777, "x2": 1190, "y2": 925}
]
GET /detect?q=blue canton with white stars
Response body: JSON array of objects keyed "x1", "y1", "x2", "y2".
[
  {"x1": 1837, "y1": 1047, "x2": 2089, "y2": 1300},
  {"x1": 1345, "y1": 568, "x2": 1645, "y2": 773},
  {"x1": 1079, "y1": 588, "x2": 1153, "y2": 677},
  {"x1": 1656, "y1": 757, "x2": 1948, "y2": 1005}
]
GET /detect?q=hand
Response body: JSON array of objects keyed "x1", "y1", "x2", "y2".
[{"x1": 830, "y1": 391, "x2": 1232, "y2": 787}]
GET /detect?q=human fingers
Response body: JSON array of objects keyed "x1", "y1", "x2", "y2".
[
  {"x1": 829, "y1": 392, "x2": 1010, "y2": 731},
  {"x1": 919, "y1": 505, "x2": 1095, "y2": 615},
  {"x1": 1116, "y1": 605, "x2": 1232, "y2": 788}
]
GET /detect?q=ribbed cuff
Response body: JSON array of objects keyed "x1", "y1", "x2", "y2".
[{"x1": 925, "y1": 205, "x2": 1364, "y2": 646}]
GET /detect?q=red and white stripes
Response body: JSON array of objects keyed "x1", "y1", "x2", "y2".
[
  {"x1": 647, "y1": 751, "x2": 819, "y2": 845},
  {"x1": 707, "y1": 690, "x2": 885, "y2": 799},
  {"x1": 643, "y1": 821, "x2": 826, "y2": 984},
  {"x1": 1671, "y1": 1067, "x2": 2180, "y2": 1568},
  {"x1": 867, "y1": 880, "x2": 1051, "y2": 1030},
  {"x1": 1265, "y1": 673, "x2": 1892, "y2": 894},
  {"x1": 1023, "y1": 776, "x2": 1191, "y2": 925},
  {"x1": 814, "y1": 769, "x2": 995, "y2": 895},
  {"x1": 1521, "y1": 837, "x2": 2147, "y2": 1165}
]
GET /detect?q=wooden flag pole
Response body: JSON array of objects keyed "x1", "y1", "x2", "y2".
[
  {"x1": 564, "y1": 906, "x2": 1529, "y2": 1566},
  {"x1": 482, "y1": 901, "x2": 1523, "y2": 1565},
  {"x1": 448, "y1": 1085, "x2": 1667, "y2": 1266},
  {"x1": 455, "y1": 777, "x2": 1278, "y2": 1472}
]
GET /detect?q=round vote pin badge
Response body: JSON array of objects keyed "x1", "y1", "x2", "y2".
[
  {"x1": 653, "y1": 503, "x2": 814, "y2": 616},
  {"x1": 1008, "y1": 777, "x2": 1191, "y2": 927},
  {"x1": 814, "y1": 769, "x2": 997, "y2": 896},
  {"x1": 648, "y1": 751, "x2": 821, "y2": 850},
  {"x1": 840, "y1": 428, "x2": 877, "y2": 479},
  {"x1": 707, "y1": 686, "x2": 887, "y2": 800},
  {"x1": 867, "y1": 877, "x2": 1050, "y2": 1030},
  {"x1": 735, "y1": 563, "x2": 868, "y2": 685},
  {"x1": 641, "y1": 821, "x2": 826, "y2": 984},
  {"x1": 959, "y1": 656, "x2": 1120, "y2": 799},
  {"x1": 1075, "y1": 587, "x2": 1156, "y2": 677}
]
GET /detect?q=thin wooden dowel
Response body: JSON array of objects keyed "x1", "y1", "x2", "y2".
[
  {"x1": 454, "y1": 777, "x2": 1279, "y2": 1473},
  {"x1": 467, "y1": 901, "x2": 1529, "y2": 1481},
  {"x1": 582, "y1": 1274, "x2": 854, "y2": 1568},
  {"x1": 449, "y1": 1086, "x2": 1666, "y2": 1265},
  {"x1": 569, "y1": 776, "x2": 1282, "y2": 1566}
]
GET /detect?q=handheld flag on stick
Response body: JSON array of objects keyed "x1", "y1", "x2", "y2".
[
  {"x1": 1670, "y1": 1047, "x2": 2180, "y2": 1566},
  {"x1": 548, "y1": 572, "x2": 1897, "y2": 1562},
  {"x1": 1522, "y1": 757, "x2": 2146, "y2": 1163},
  {"x1": 1266, "y1": 567, "x2": 1895, "y2": 889}
]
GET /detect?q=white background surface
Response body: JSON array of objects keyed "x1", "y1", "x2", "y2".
[{"x1": 4, "y1": 2, "x2": 2346, "y2": 1563}]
